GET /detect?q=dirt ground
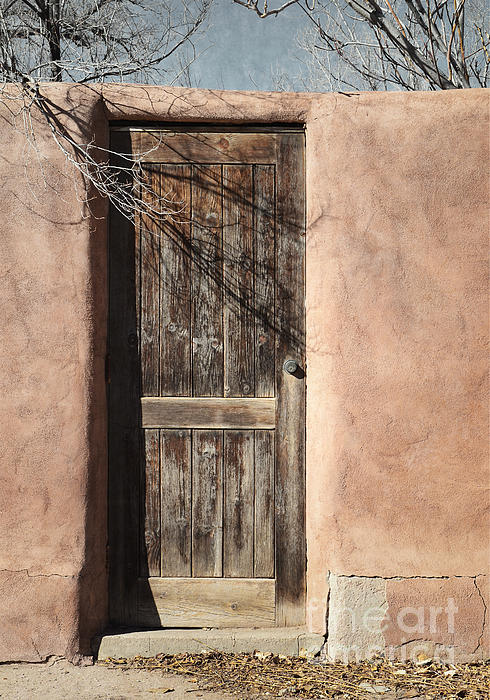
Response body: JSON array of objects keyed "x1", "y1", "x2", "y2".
[{"x1": 0, "y1": 658, "x2": 233, "y2": 700}]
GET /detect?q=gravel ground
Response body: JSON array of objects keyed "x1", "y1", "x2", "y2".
[{"x1": 0, "y1": 658, "x2": 233, "y2": 700}]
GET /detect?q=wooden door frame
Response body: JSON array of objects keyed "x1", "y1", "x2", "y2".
[{"x1": 107, "y1": 123, "x2": 306, "y2": 628}]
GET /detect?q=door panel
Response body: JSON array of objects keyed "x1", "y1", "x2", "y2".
[
  {"x1": 191, "y1": 165, "x2": 223, "y2": 397},
  {"x1": 192, "y1": 429, "x2": 224, "y2": 578},
  {"x1": 109, "y1": 128, "x2": 305, "y2": 628},
  {"x1": 160, "y1": 429, "x2": 191, "y2": 577},
  {"x1": 159, "y1": 165, "x2": 192, "y2": 397},
  {"x1": 222, "y1": 164, "x2": 254, "y2": 398},
  {"x1": 138, "y1": 578, "x2": 276, "y2": 628},
  {"x1": 253, "y1": 429, "x2": 275, "y2": 578},
  {"x1": 254, "y1": 165, "x2": 276, "y2": 398},
  {"x1": 223, "y1": 429, "x2": 255, "y2": 577}
]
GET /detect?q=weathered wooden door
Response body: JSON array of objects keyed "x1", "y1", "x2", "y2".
[{"x1": 108, "y1": 127, "x2": 305, "y2": 628}]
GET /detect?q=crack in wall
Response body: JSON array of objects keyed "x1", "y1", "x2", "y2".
[
  {"x1": 324, "y1": 574, "x2": 331, "y2": 643},
  {"x1": 473, "y1": 576, "x2": 487, "y2": 654},
  {"x1": 325, "y1": 571, "x2": 488, "y2": 660},
  {"x1": 30, "y1": 638, "x2": 42, "y2": 662},
  {"x1": 391, "y1": 638, "x2": 425, "y2": 649},
  {"x1": 0, "y1": 568, "x2": 74, "y2": 579},
  {"x1": 331, "y1": 573, "x2": 486, "y2": 581}
]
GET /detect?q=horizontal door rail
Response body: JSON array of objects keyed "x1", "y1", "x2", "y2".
[
  {"x1": 141, "y1": 397, "x2": 276, "y2": 429},
  {"x1": 130, "y1": 131, "x2": 278, "y2": 163},
  {"x1": 138, "y1": 577, "x2": 276, "y2": 628}
]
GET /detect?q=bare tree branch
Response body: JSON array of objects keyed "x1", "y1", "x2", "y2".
[
  {"x1": 0, "y1": 0, "x2": 213, "y2": 248},
  {"x1": 234, "y1": 0, "x2": 488, "y2": 89},
  {"x1": 0, "y1": 0, "x2": 212, "y2": 84}
]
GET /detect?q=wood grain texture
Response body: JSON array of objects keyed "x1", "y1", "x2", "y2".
[
  {"x1": 110, "y1": 128, "x2": 305, "y2": 630},
  {"x1": 160, "y1": 429, "x2": 192, "y2": 577},
  {"x1": 223, "y1": 165, "x2": 254, "y2": 398},
  {"x1": 139, "y1": 168, "x2": 161, "y2": 577},
  {"x1": 141, "y1": 429, "x2": 160, "y2": 577},
  {"x1": 254, "y1": 165, "x2": 276, "y2": 398},
  {"x1": 223, "y1": 431, "x2": 254, "y2": 577},
  {"x1": 191, "y1": 165, "x2": 223, "y2": 397},
  {"x1": 141, "y1": 397, "x2": 275, "y2": 429},
  {"x1": 140, "y1": 166, "x2": 160, "y2": 396},
  {"x1": 160, "y1": 165, "x2": 192, "y2": 396},
  {"x1": 137, "y1": 577, "x2": 275, "y2": 627},
  {"x1": 134, "y1": 131, "x2": 277, "y2": 164},
  {"x1": 192, "y1": 430, "x2": 223, "y2": 577},
  {"x1": 254, "y1": 430, "x2": 275, "y2": 578},
  {"x1": 274, "y1": 133, "x2": 306, "y2": 626}
]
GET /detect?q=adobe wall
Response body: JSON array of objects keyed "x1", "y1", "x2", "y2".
[
  {"x1": 0, "y1": 86, "x2": 109, "y2": 662},
  {"x1": 305, "y1": 88, "x2": 489, "y2": 661},
  {"x1": 0, "y1": 83, "x2": 487, "y2": 663}
]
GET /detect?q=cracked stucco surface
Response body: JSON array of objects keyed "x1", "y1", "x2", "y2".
[
  {"x1": 325, "y1": 574, "x2": 489, "y2": 662},
  {"x1": 0, "y1": 570, "x2": 79, "y2": 661},
  {"x1": 0, "y1": 569, "x2": 74, "y2": 579}
]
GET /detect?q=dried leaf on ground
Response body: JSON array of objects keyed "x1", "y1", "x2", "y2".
[{"x1": 100, "y1": 652, "x2": 489, "y2": 699}]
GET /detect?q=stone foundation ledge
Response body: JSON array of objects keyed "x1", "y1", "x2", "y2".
[
  {"x1": 95, "y1": 627, "x2": 324, "y2": 660},
  {"x1": 324, "y1": 573, "x2": 488, "y2": 663}
]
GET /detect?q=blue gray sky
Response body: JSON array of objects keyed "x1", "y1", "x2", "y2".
[{"x1": 188, "y1": 0, "x2": 310, "y2": 91}]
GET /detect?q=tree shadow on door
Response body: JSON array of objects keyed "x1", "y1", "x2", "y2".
[{"x1": 108, "y1": 135, "x2": 305, "y2": 630}]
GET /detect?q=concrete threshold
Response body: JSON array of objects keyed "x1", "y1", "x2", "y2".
[{"x1": 96, "y1": 627, "x2": 325, "y2": 660}]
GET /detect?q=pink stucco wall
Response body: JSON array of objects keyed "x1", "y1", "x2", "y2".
[
  {"x1": 0, "y1": 86, "x2": 108, "y2": 661},
  {"x1": 305, "y1": 89, "x2": 489, "y2": 657},
  {"x1": 0, "y1": 84, "x2": 487, "y2": 662}
]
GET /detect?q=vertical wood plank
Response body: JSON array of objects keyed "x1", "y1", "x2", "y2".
[
  {"x1": 223, "y1": 430, "x2": 254, "y2": 577},
  {"x1": 139, "y1": 166, "x2": 162, "y2": 581},
  {"x1": 140, "y1": 165, "x2": 160, "y2": 396},
  {"x1": 223, "y1": 166, "x2": 254, "y2": 397},
  {"x1": 254, "y1": 430, "x2": 275, "y2": 578},
  {"x1": 160, "y1": 165, "x2": 192, "y2": 396},
  {"x1": 191, "y1": 165, "x2": 223, "y2": 397},
  {"x1": 192, "y1": 430, "x2": 223, "y2": 577},
  {"x1": 160, "y1": 429, "x2": 192, "y2": 576},
  {"x1": 108, "y1": 130, "x2": 141, "y2": 625},
  {"x1": 275, "y1": 133, "x2": 306, "y2": 626},
  {"x1": 141, "y1": 429, "x2": 160, "y2": 577},
  {"x1": 254, "y1": 165, "x2": 276, "y2": 398}
]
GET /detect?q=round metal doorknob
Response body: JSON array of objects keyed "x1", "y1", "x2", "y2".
[{"x1": 283, "y1": 359, "x2": 299, "y2": 375}]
